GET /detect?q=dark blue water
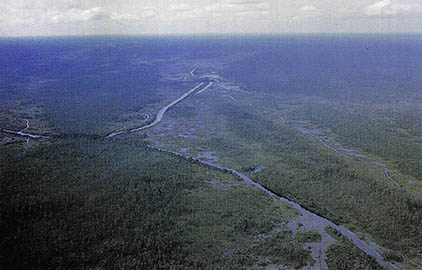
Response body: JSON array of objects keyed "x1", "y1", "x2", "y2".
[{"x1": 1, "y1": 34, "x2": 422, "y2": 133}]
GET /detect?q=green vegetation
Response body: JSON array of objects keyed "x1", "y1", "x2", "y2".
[
  {"x1": 3, "y1": 36, "x2": 422, "y2": 269},
  {"x1": 298, "y1": 101, "x2": 422, "y2": 180},
  {"x1": 0, "y1": 138, "x2": 301, "y2": 269},
  {"x1": 145, "y1": 76, "x2": 422, "y2": 266},
  {"x1": 324, "y1": 226, "x2": 384, "y2": 270},
  {"x1": 294, "y1": 231, "x2": 322, "y2": 243},
  {"x1": 211, "y1": 102, "x2": 422, "y2": 263},
  {"x1": 250, "y1": 230, "x2": 313, "y2": 269},
  {"x1": 382, "y1": 250, "x2": 404, "y2": 263}
]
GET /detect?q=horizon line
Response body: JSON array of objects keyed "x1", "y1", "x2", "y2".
[{"x1": 2, "y1": 32, "x2": 422, "y2": 39}]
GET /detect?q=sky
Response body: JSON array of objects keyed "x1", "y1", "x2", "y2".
[{"x1": 0, "y1": 0, "x2": 422, "y2": 36}]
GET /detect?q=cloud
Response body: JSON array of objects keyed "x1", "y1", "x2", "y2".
[
  {"x1": 2, "y1": 0, "x2": 422, "y2": 36},
  {"x1": 49, "y1": 7, "x2": 110, "y2": 23},
  {"x1": 165, "y1": 3, "x2": 203, "y2": 20},
  {"x1": 2, "y1": 4, "x2": 143, "y2": 25},
  {"x1": 3, "y1": 0, "x2": 84, "y2": 12},
  {"x1": 364, "y1": 0, "x2": 414, "y2": 16},
  {"x1": 168, "y1": 4, "x2": 192, "y2": 12},
  {"x1": 300, "y1": 5, "x2": 317, "y2": 13},
  {"x1": 205, "y1": 0, "x2": 269, "y2": 15},
  {"x1": 225, "y1": 0, "x2": 265, "y2": 4},
  {"x1": 289, "y1": 4, "x2": 321, "y2": 22},
  {"x1": 110, "y1": 13, "x2": 141, "y2": 22}
]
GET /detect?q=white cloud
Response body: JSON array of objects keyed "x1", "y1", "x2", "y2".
[
  {"x1": 168, "y1": 4, "x2": 192, "y2": 12},
  {"x1": 57, "y1": 7, "x2": 143, "y2": 24},
  {"x1": 1, "y1": 0, "x2": 422, "y2": 36},
  {"x1": 110, "y1": 13, "x2": 140, "y2": 22},
  {"x1": 225, "y1": 0, "x2": 265, "y2": 4},
  {"x1": 206, "y1": 3, "x2": 236, "y2": 13},
  {"x1": 364, "y1": 0, "x2": 414, "y2": 16},
  {"x1": 0, "y1": 4, "x2": 143, "y2": 26},
  {"x1": 139, "y1": 8, "x2": 156, "y2": 19},
  {"x1": 165, "y1": 4, "x2": 203, "y2": 20},
  {"x1": 49, "y1": 7, "x2": 110, "y2": 24},
  {"x1": 205, "y1": 0, "x2": 269, "y2": 15},
  {"x1": 289, "y1": 4, "x2": 321, "y2": 22},
  {"x1": 300, "y1": 5, "x2": 317, "y2": 13}
]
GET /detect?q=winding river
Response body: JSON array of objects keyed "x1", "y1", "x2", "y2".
[
  {"x1": 150, "y1": 146, "x2": 397, "y2": 270},
  {"x1": 1, "y1": 80, "x2": 401, "y2": 269},
  {"x1": 124, "y1": 80, "x2": 398, "y2": 269},
  {"x1": 196, "y1": 82, "x2": 213, "y2": 95},
  {"x1": 106, "y1": 82, "x2": 205, "y2": 138}
]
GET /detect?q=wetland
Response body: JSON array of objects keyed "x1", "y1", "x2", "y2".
[{"x1": 1, "y1": 35, "x2": 422, "y2": 269}]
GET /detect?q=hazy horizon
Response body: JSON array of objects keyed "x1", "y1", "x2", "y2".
[
  {"x1": 1, "y1": 0, "x2": 422, "y2": 37},
  {"x1": 3, "y1": 32, "x2": 422, "y2": 39}
]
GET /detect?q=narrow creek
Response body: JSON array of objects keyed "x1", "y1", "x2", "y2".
[
  {"x1": 2, "y1": 119, "x2": 50, "y2": 139},
  {"x1": 293, "y1": 125, "x2": 420, "y2": 200}
]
